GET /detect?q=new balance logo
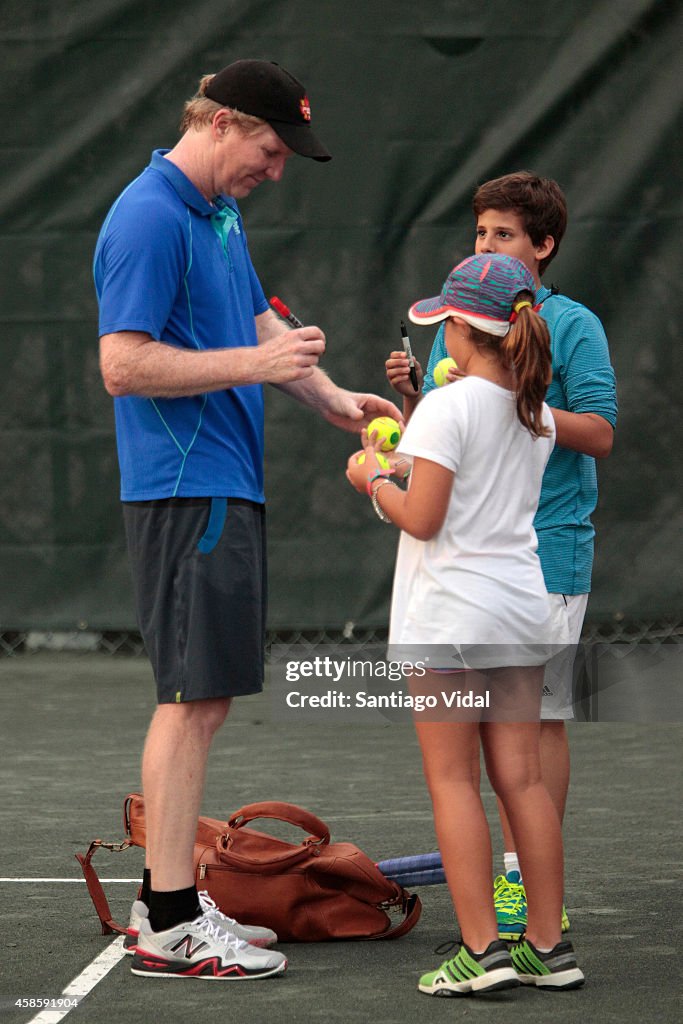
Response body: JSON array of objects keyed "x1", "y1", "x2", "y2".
[{"x1": 169, "y1": 934, "x2": 209, "y2": 959}]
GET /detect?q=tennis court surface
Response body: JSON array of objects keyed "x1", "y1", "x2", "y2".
[{"x1": 1, "y1": 653, "x2": 681, "y2": 1024}]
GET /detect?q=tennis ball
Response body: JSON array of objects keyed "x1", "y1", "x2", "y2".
[
  {"x1": 358, "y1": 452, "x2": 390, "y2": 471},
  {"x1": 434, "y1": 357, "x2": 458, "y2": 387},
  {"x1": 366, "y1": 416, "x2": 402, "y2": 452}
]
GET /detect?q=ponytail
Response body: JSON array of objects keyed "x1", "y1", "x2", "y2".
[{"x1": 502, "y1": 291, "x2": 552, "y2": 438}]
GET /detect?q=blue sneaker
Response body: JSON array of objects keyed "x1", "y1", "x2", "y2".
[{"x1": 494, "y1": 873, "x2": 527, "y2": 941}]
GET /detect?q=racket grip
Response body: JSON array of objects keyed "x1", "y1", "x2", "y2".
[{"x1": 377, "y1": 852, "x2": 446, "y2": 886}]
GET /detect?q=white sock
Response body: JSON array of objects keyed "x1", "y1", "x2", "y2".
[{"x1": 503, "y1": 852, "x2": 522, "y2": 881}]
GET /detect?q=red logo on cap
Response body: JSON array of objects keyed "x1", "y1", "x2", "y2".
[{"x1": 300, "y1": 96, "x2": 311, "y2": 121}]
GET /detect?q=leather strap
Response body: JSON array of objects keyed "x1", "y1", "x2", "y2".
[
  {"x1": 366, "y1": 892, "x2": 422, "y2": 940},
  {"x1": 228, "y1": 801, "x2": 330, "y2": 844},
  {"x1": 216, "y1": 833, "x2": 320, "y2": 869},
  {"x1": 75, "y1": 840, "x2": 130, "y2": 936}
]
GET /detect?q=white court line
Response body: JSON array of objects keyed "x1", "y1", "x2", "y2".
[
  {"x1": 26, "y1": 937, "x2": 126, "y2": 1024},
  {"x1": 0, "y1": 878, "x2": 138, "y2": 883},
  {"x1": 3, "y1": 878, "x2": 136, "y2": 1022}
]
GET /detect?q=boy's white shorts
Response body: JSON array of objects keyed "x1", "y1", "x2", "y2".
[{"x1": 542, "y1": 593, "x2": 589, "y2": 721}]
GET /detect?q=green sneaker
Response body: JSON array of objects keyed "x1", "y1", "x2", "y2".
[
  {"x1": 494, "y1": 873, "x2": 527, "y2": 940},
  {"x1": 418, "y1": 939, "x2": 519, "y2": 997},
  {"x1": 494, "y1": 873, "x2": 570, "y2": 936},
  {"x1": 510, "y1": 936, "x2": 585, "y2": 989}
]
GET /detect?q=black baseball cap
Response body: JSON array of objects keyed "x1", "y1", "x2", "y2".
[{"x1": 204, "y1": 59, "x2": 331, "y2": 161}]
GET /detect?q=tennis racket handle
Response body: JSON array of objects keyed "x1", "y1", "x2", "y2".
[{"x1": 376, "y1": 852, "x2": 446, "y2": 886}]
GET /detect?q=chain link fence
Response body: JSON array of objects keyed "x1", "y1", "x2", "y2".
[{"x1": 2, "y1": 618, "x2": 682, "y2": 658}]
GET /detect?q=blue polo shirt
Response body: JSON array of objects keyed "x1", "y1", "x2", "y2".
[
  {"x1": 423, "y1": 287, "x2": 617, "y2": 594},
  {"x1": 94, "y1": 150, "x2": 269, "y2": 501}
]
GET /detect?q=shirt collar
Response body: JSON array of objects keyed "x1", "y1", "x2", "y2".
[
  {"x1": 536, "y1": 284, "x2": 554, "y2": 304},
  {"x1": 149, "y1": 149, "x2": 222, "y2": 217}
]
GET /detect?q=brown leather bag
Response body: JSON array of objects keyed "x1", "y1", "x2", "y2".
[{"x1": 77, "y1": 793, "x2": 421, "y2": 942}]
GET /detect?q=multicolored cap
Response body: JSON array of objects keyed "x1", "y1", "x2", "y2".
[{"x1": 409, "y1": 254, "x2": 537, "y2": 336}]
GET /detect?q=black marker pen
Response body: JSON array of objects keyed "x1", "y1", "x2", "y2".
[{"x1": 401, "y1": 320, "x2": 419, "y2": 392}]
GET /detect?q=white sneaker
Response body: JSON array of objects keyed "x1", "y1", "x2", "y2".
[
  {"x1": 123, "y1": 899, "x2": 148, "y2": 955},
  {"x1": 197, "y1": 891, "x2": 278, "y2": 948},
  {"x1": 131, "y1": 913, "x2": 287, "y2": 980},
  {"x1": 123, "y1": 892, "x2": 277, "y2": 955}
]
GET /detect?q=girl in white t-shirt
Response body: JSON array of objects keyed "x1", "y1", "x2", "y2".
[{"x1": 346, "y1": 254, "x2": 584, "y2": 995}]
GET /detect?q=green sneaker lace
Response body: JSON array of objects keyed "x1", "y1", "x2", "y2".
[{"x1": 494, "y1": 875, "x2": 526, "y2": 914}]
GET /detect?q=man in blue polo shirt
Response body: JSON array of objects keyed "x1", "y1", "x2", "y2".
[
  {"x1": 386, "y1": 172, "x2": 617, "y2": 941},
  {"x1": 94, "y1": 59, "x2": 401, "y2": 981}
]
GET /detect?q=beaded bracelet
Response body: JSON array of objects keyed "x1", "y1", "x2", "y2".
[{"x1": 366, "y1": 467, "x2": 392, "y2": 497}]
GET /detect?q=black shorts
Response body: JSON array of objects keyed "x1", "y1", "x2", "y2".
[{"x1": 122, "y1": 497, "x2": 267, "y2": 704}]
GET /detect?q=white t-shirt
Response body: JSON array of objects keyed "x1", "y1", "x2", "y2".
[{"x1": 389, "y1": 376, "x2": 556, "y2": 667}]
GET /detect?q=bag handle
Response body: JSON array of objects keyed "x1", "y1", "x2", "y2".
[
  {"x1": 123, "y1": 793, "x2": 138, "y2": 837},
  {"x1": 227, "y1": 801, "x2": 330, "y2": 845},
  {"x1": 75, "y1": 840, "x2": 131, "y2": 936}
]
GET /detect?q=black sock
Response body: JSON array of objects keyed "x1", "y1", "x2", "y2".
[
  {"x1": 148, "y1": 886, "x2": 201, "y2": 933},
  {"x1": 140, "y1": 868, "x2": 152, "y2": 907}
]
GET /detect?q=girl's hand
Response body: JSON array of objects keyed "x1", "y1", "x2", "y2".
[
  {"x1": 385, "y1": 351, "x2": 424, "y2": 397},
  {"x1": 345, "y1": 428, "x2": 391, "y2": 493},
  {"x1": 444, "y1": 365, "x2": 467, "y2": 385},
  {"x1": 345, "y1": 450, "x2": 368, "y2": 492}
]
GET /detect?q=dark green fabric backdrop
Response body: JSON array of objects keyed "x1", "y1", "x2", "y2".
[{"x1": 1, "y1": 0, "x2": 681, "y2": 630}]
